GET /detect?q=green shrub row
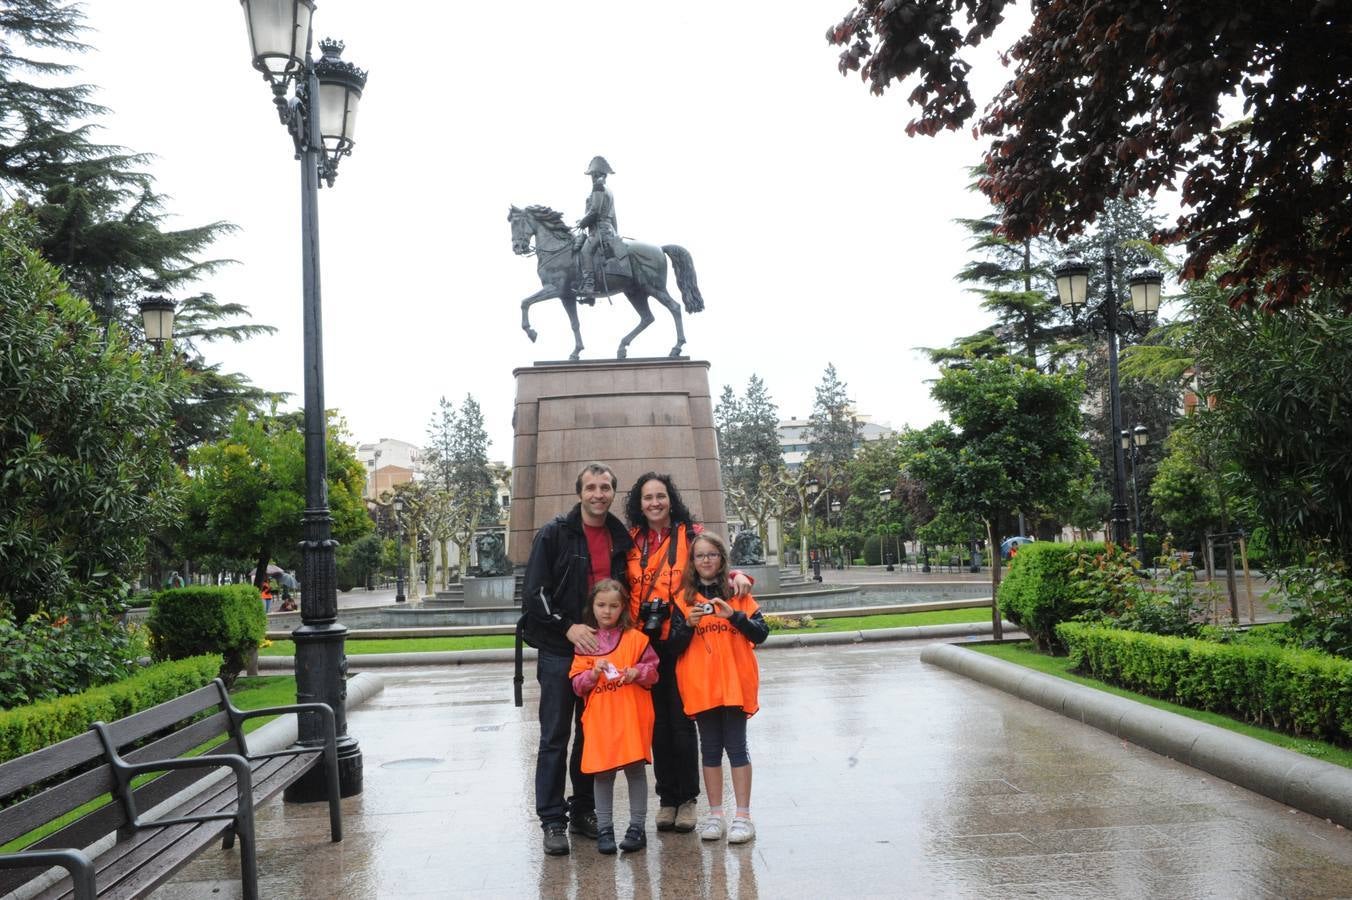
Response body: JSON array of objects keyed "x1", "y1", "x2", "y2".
[
  {"x1": 997, "y1": 542, "x2": 1104, "y2": 651},
  {"x1": 1057, "y1": 622, "x2": 1352, "y2": 745},
  {"x1": 148, "y1": 585, "x2": 267, "y2": 686},
  {"x1": 0, "y1": 654, "x2": 221, "y2": 764}
]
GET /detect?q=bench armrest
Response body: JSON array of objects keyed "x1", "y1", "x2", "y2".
[
  {"x1": 0, "y1": 849, "x2": 95, "y2": 900},
  {"x1": 93, "y1": 722, "x2": 255, "y2": 833}
]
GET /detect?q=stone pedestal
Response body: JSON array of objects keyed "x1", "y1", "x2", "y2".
[
  {"x1": 462, "y1": 575, "x2": 516, "y2": 607},
  {"x1": 509, "y1": 358, "x2": 727, "y2": 565},
  {"x1": 732, "y1": 564, "x2": 780, "y2": 595}
]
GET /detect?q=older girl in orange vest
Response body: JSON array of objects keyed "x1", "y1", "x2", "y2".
[
  {"x1": 569, "y1": 578, "x2": 659, "y2": 854},
  {"x1": 667, "y1": 533, "x2": 769, "y2": 844}
]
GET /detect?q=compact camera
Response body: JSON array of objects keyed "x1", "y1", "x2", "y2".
[{"x1": 695, "y1": 602, "x2": 714, "y2": 615}]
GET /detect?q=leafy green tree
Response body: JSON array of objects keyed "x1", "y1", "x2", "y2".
[
  {"x1": 182, "y1": 409, "x2": 370, "y2": 586},
  {"x1": 1149, "y1": 421, "x2": 1221, "y2": 555},
  {"x1": 715, "y1": 376, "x2": 784, "y2": 551},
  {"x1": 841, "y1": 433, "x2": 912, "y2": 562},
  {"x1": 1, "y1": 3, "x2": 274, "y2": 454},
  {"x1": 1125, "y1": 256, "x2": 1352, "y2": 566},
  {"x1": 805, "y1": 363, "x2": 860, "y2": 514},
  {"x1": 424, "y1": 395, "x2": 497, "y2": 575},
  {"x1": 906, "y1": 359, "x2": 1094, "y2": 636},
  {"x1": 933, "y1": 167, "x2": 1070, "y2": 371},
  {"x1": 0, "y1": 209, "x2": 180, "y2": 622},
  {"x1": 826, "y1": 0, "x2": 1352, "y2": 308}
]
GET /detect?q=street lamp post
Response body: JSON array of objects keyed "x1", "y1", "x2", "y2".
[
  {"x1": 393, "y1": 496, "x2": 406, "y2": 603},
  {"x1": 1054, "y1": 253, "x2": 1161, "y2": 550},
  {"x1": 138, "y1": 296, "x2": 177, "y2": 349},
  {"x1": 1122, "y1": 424, "x2": 1149, "y2": 566},
  {"x1": 878, "y1": 488, "x2": 894, "y2": 572},
  {"x1": 239, "y1": 0, "x2": 369, "y2": 801},
  {"x1": 805, "y1": 477, "x2": 822, "y2": 582}
]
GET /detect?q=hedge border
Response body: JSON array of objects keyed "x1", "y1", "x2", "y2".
[
  {"x1": 1056, "y1": 622, "x2": 1352, "y2": 746},
  {"x1": 0, "y1": 654, "x2": 222, "y2": 764}
]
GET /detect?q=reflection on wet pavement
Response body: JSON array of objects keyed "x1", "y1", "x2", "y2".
[{"x1": 158, "y1": 643, "x2": 1352, "y2": 899}]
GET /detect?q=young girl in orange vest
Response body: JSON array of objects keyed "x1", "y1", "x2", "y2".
[
  {"x1": 667, "y1": 533, "x2": 769, "y2": 844},
  {"x1": 569, "y1": 578, "x2": 659, "y2": 854}
]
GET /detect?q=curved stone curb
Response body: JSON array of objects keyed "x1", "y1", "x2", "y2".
[
  {"x1": 920, "y1": 643, "x2": 1352, "y2": 830},
  {"x1": 257, "y1": 621, "x2": 1023, "y2": 671}
]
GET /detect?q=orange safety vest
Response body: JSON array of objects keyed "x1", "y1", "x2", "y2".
[
  {"x1": 569, "y1": 628, "x2": 656, "y2": 774},
  {"x1": 674, "y1": 591, "x2": 762, "y2": 718},
  {"x1": 626, "y1": 523, "x2": 692, "y2": 640}
]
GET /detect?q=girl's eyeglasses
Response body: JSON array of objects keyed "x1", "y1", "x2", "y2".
[{"x1": 693, "y1": 552, "x2": 720, "y2": 561}]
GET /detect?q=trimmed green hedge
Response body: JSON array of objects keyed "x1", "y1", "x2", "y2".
[
  {"x1": 0, "y1": 654, "x2": 221, "y2": 764},
  {"x1": 997, "y1": 541, "x2": 1102, "y2": 651},
  {"x1": 148, "y1": 585, "x2": 266, "y2": 686},
  {"x1": 1057, "y1": 622, "x2": 1352, "y2": 745}
]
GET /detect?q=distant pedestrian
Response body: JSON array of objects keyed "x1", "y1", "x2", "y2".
[
  {"x1": 568, "y1": 579, "x2": 658, "y2": 855},
  {"x1": 668, "y1": 533, "x2": 769, "y2": 845},
  {"x1": 260, "y1": 580, "x2": 273, "y2": 613}
]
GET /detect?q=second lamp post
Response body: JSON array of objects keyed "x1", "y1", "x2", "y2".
[
  {"x1": 1122, "y1": 425, "x2": 1149, "y2": 566},
  {"x1": 1054, "y1": 251, "x2": 1160, "y2": 551}
]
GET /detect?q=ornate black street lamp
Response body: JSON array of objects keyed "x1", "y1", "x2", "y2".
[
  {"x1": 138, "y1": 296, "x2": 177, "y2": 349},
  {"x1": 1122, "y1": 424, "x2": 1149, "y2": 565},
  {"x1": 877, "y1": 488, "x2": 894, "y2": 572},
  {"x1": 1054, "y1": 254, "x2": 1161, "y2": 549},
  {"x1": 393, "y1": 495, "x2": 406, "y2": 603},
  {"x1": 805, "y1": 477, "x2": 823, "y2": 581},
  {"x1": 239, "y1": 0, "x2": 368, "y2": 801}
]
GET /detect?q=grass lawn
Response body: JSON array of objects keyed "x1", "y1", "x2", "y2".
[
  {"x1": 972, "y1": 642, "x2": 1352, "y2": 769},
  {"x1": 804, "y1": 607, "x2": 992, "y2": 632},
  {"x1": 260, "y1": 606, "x2": 994, "y2": 656},
  {"x1": 0, "y1": 676, "x2": 300, "y2": 854}
]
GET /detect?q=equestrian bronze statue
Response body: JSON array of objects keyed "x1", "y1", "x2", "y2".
[{"x1": 508, "y1": 158, "x2": 705, "y2": 360}]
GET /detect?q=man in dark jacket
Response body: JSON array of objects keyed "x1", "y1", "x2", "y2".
[{"x1": 522, "y1": 462, "x2": 634, "y2": 856}]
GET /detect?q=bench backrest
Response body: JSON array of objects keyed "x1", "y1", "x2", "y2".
[{"x1": 0, "y1": 682, "x2": 239, "y2": 893}]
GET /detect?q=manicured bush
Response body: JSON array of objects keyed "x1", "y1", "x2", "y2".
[
  {"x1": 1057, "y1": 622, "x2": 1352, "y2": 745},
  {"x1": 0, "y1": 654, "x2": 221, "y2": 764},
  {"x1": 147, "y1": 585, "x2": 266, "y2": 686},
  {"x1": 1269, "y1": 542, "x2": 1352, "y2": 659},
  {"x1": 997, "y1": 541, "x2": 1103, "y2": 651},
  {"x1": 0, "y1": 613, "x2": 151, "y2": 710}
]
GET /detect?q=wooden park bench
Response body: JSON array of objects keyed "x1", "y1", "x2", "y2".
[{"x1": 0, "y1": 679, "x2": 341, "y2": 900}]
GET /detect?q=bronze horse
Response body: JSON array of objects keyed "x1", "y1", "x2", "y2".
[{"x1": 508, "y1": 204, "x2": 705, "y2": 360}]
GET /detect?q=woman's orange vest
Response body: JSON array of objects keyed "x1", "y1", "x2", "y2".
[
  {"x1": 673, "y1": 591, "x2": 762, "y2": 718},
  {"x1": 569, "y1": 628, "x2": 656, "y2": 774},
  {"x1": 626, "y1": 523, "x2": 692, "y2": 640}
]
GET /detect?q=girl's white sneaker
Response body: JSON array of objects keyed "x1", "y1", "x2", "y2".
[
  {"x1": 698, "y1": 814, "x2": 725, "y2": 841},
  {"x1": 727, "y1": 817, "x2": 756, "y2": 844}
]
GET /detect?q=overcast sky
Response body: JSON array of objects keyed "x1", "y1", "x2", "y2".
[{"x1": 73, "y1": 0, "x2": 1046, "y2": 459}]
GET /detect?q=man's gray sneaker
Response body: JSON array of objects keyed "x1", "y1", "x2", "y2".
[{"x1": 542, "y1": 822, "x2": 569, "y2": 856}]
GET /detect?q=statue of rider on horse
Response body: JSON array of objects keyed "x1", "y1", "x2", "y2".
[{"x1": 509, "y1": 156, "x2": 706, "y2": 360}]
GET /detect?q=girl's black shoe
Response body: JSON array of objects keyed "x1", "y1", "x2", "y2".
[
  {"x1": 620, "y1": 825, "x2": 647, "y2": 852},
  {"x1": 596, "y1": 827, "x2": 617, "y2": 855}
]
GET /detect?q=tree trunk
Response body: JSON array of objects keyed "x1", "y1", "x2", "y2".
[{"x1": 986, "y1": 518, "x2": 1003, "y2": 641}]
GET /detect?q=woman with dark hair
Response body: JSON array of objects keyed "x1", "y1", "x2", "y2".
[{"x1": 622, "y1": 471, "x2": 750, "y2": 834}]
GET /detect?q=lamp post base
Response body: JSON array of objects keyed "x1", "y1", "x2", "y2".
[{"x1": 285, "y1": 736, "x2": 363, "y2": 801}]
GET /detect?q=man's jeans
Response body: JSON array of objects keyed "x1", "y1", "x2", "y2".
[{"x1": 535, "y1": 649, "x2": 593, "y2": 825}]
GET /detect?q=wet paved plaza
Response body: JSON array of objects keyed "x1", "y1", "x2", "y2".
[{"x1": 160, "y1": 641, "x2": 1352, "y2": 899}]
